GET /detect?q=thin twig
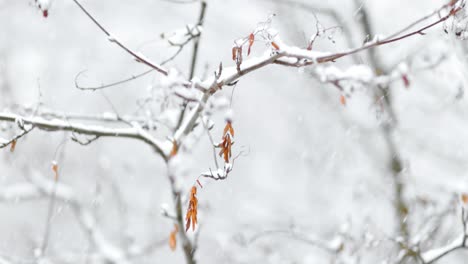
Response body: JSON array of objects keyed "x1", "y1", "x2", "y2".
[
  {"x1": 71, "y1": 0, "x2": 168, "y2": 75},
  {"x1": 189, "y1": 1, "x2": 207, "y2": 80}
]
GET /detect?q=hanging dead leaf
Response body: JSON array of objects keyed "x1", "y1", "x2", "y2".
[
  {"x1": 218, "y1": 134, "x2": 233, "y2": 163},
  {"x1": 462, "y1": 193, "x2": 468, "y2": 204},
  {"x1": 402, "y1": 75, "x2": 410, "y2": 89},
  {"x1": 170, "y1": 140, "x2": 178, "y2": 158},
  {"x1": 340, "y1": 94, "x2": 346, "y2": 106},
  {"x1": 218, "y1": 122, "x2": 235, "y2": 163},
  {"x1": 232, "y1": 47, "x2": 237, "y2": 61},
  {"x1": 169, "y1": 224, "x2": 179, "y2": 251},
  {"x1": 52, "y1": 162, "x2": 58, "y2": 181},
  {"x1": 185, "y1": 186, "x2": 198, "y2": 232},
  {"x1": 223, "y1": 121, "x2": 235, "y2": 137},
  {"x1": 271, "y1": 41, "x2": 280, "y2": 50},
  {"x1": 247, "y1": 33, "x2": 255, "y2": 56},
  {"x1": 10, "y1": 140, "x2": 17, "y2": 153}
]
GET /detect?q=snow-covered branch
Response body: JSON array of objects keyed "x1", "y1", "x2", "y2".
[
  {"x1": 420, "y1": 206, "x2": 468, "y2": 263},
  {"x1": 0, "y1": 112, "x2": 170, "y2": 159}
]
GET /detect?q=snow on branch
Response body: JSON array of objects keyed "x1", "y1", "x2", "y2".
[
  {"x1": 419, "y1": 205, "x2": 468, "y2": 263},
  {"x1": 169, "y1": 1, "x2": 464, "y2": 147},
  {"x1": 0, "y1": 112, "x2": 170, "y2": 159},
  {"x1": 71, "y1": 0, "x2": 464, "y2": 97}
]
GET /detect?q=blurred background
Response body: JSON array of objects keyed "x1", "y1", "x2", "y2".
[{"x1": 1, "y1": 0, "x2": 468, "y2": 263}]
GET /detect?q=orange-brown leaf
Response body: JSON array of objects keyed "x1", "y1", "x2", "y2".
[
  {"x1": 232, "y1": 47, "x2": 238, "y2": 61},
  {"x1": 170, "y1": 140, "x2": 178, "y2": 157},
  {"x1": 271, "y1": 41, "x2": 280, "y2": 50},
  {"x1": 52, "y1": 163, "x2": 59, "y2": 181},
  {"x1": 219, "y1": 123, "x2": 234, "y2": 163},
  {"x1": 340, "y1": 95, "x2": 346, "y2": 106},
  {"x1": 185, "y1": 186, "x2": 198, "y2": 232},
  {"x1": 223, "y1": 122, "x2": 235, "y2": 137},
  {"x1": 462, "y1": 193, "x2": 468, "y2": 204},
  {"x1": 10, "y1": 140, "x2": 16, "y2": 153},
  {"x1": 185, "y1": 217, "x2": 191, "y2": 232},
  {"x1": 247, "y1": 33, "x2": 255, "y2": 56},
  {"x1": 169, "y1": 224, "x2": 178, "y2": 251}
]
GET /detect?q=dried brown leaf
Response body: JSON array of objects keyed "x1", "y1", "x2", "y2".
[
  {"x1": 271, "y1": 41, "x2": 280, "y2": 50},
  {"x1": 248, "y1": 33, "x2": 255, "y2": 56},
  {"x1": 402, "y1": 75, "x2": 410, "y2": 88},
  {"x1": 170, "y1": 140, "x2": 178, "y2": 158},
  {"x1": 232, "y1": 47, "x2": 237, "y2": 61},
  {"x1": 10, "y1": 140, "x2": 17, "y2": 153},
  {"x1": 462, "y1": 193, "x2": 468, "y2": 204},
  {"x1": 340, "y1": 95, "x2": 346, "y2": 106},
  {"x1": 185, "y1": 186, "x2": 198, "y2": 232},
  {"x1": 52, "y1": 163, "x2": 58, "y2": 181},
  {"x1": 169, "y1": 224, "x2": 178, "y2": 251}
]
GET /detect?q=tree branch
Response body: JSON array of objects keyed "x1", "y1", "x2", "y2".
[
  {"x1": 71, "y1": 0, "x2": 169, "y2": 76},
  {"x1": 420, "y1": 206, "x2": 468, "y2": 263},
  {"x1": 0, "y1": 112, "x2": 169, "y2": 159}
]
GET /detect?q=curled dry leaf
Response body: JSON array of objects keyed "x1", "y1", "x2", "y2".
[
  {"x1": 271, "y1": 41, "x2": 280, "y2": 50},
  {"x1": 340, "y1": 94, "x2": 346, "y2": 106},
  {"x1": 402, "y1": 75, "x2": 410, "y2": 88},
  {"x1": 185, "y1": 186, "x2": 198, "y2": 232},
  {"x1": 247, "y1": 33, "x2": 255, "y2": 56},
  {"x1": 223, "y1": 121, "x2": 235, "y2": 137},
  {"x1": 218, "y1": 121, "x2": 235, "y2": 163},
  {"x1": 232, "y1": 47, "x2": 237, "y2": 61},
  {"x1": 52, "y1": 162, "x2": 58, "y2": 181},
  {"x1": 170, "y1": 140, "x2": 178, "y2": 158},
  {"x1": 10, "y1": 140, "x2": 17, "y2": 153},
  {"x1": 169, "y1": 223, "x2": 179, "y2": 251},
  {"x1": 232, "y1": 46, "x2": 243, "y2": 71},
  {"x1": 462, "y1": 193, "x2": 468, "y2": 204}
]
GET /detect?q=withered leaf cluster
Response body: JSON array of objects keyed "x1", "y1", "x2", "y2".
[
  {"x1": 185, "y1": 186, "x2": 198, "y2": 232},
  {"x1": 218, "y1": 121, "x2": 234, "y2": 163}
]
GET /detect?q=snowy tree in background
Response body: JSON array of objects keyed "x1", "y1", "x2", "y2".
[{"x1": 1, "y1": 0, "x2": 468, "y2": 263}]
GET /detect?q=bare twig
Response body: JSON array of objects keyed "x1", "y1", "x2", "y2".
[
  {"x1": 75, "y1": 69, "x2": 153, "y2": 91},
  {"x1": 189, "y1": 1, "x2": 207, "y2": 80},
  {"x1": 0, "y1": 126, "x2": 34, "y2": 149},
  {"x1": 71, "y1": 0, "x2": 168, "y2": 76}
]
